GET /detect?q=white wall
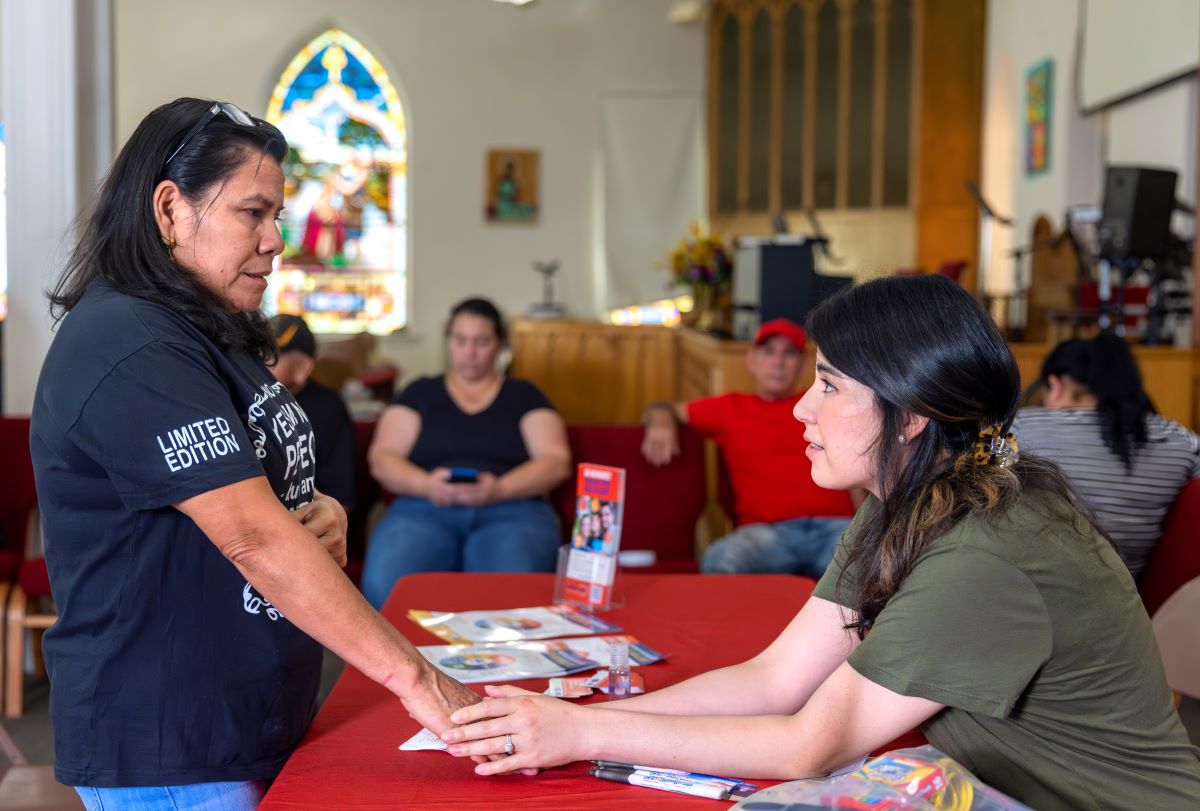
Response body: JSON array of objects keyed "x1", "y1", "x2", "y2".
[
  {"x1": 114, "y1": 0, "x2": 704, "y2": 379},
  {"x1": 1107, "y1": 78, "x2": 1197, "y2": 223},
  {"x1": 981, "y1": 0, "x2": 1196, "y2": 295},
  {"x1": 981, "y1": 0, "x2": 1101, "y2": 295}
]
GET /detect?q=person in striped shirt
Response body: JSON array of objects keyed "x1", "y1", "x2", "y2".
[{"x1": 1013, "y1": 332, "x2": 1200, "y2": 580}]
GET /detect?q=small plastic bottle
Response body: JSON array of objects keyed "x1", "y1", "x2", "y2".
[{"x1": 607, "y1": 641, "x2": 631, "y2": 700}]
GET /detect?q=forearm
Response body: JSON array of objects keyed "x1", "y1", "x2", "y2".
[
  {"x1": 496, "y1": 455, "x2": 570, "y2": 500},
  {"x1": 608, "y1": 598, "x2": 856, "y2": 717},
  {"x1": 231, "y1": 520, "x2": 429, "y2": 697},
  {"x1": 600, "y1": 659, "x2": 793, "y2": 716},
  {"x1": 370, "y1": 451, "x2": 432, "y2": 498},
  {"x1": 582, "y1": 710, "x2": 835, "y2": 780},
  {"x1": 642, "y1": 401, "x2": 686, "y2": 427}
]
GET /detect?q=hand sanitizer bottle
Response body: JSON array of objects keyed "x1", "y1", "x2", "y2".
[{"x1": 608, "y1": 641, "x2": 631, "y2": 700}]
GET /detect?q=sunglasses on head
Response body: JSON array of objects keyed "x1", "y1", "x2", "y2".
[{"x1": 162, "y1": 102, "x2": 259, "y2": 171}]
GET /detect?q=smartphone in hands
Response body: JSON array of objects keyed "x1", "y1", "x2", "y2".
[{"x1": 448, "y1": 467, "x2": 479, "y2": 484}]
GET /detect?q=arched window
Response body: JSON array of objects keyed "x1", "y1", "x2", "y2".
[{"x1": 265, "y1": 29, "x2": 408, "y2": 334}]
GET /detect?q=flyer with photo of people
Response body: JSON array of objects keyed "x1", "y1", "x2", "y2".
[{"x1": 556, "y1": 463, "x2": 626, "y2": 611}]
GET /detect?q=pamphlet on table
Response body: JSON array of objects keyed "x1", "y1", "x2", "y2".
[
  {"x1": 408, "y1": 604, "x2": 621, "y2": 644},
  {"x1": 545, "y1": 670, "x2": 645, "y2": 698},
  {"x1": 417, "y1": 634, "x2": 664, "y2": 684}
]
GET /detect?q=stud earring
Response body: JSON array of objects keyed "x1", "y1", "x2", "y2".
[{"x1": 897, "y1": 434, "x2": 907, "y2": 445}]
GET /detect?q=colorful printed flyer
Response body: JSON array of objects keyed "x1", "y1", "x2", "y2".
[
  {"x1": 407, "y1": 605, "x2": 621, "y2": 644},
  {"x1": 417, "y1": 634, "x2": 664, "y2": 684},
  {"x1": 555, "y1": 463, "x2": 626, "y2": 611},
  {"x1": 545, "y1": 670, "x2": 646, "y2": 698}
]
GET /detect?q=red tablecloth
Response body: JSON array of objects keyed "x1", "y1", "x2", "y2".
[{"x1": 260, "y1": 573, "x2": 818, "y2": 809}]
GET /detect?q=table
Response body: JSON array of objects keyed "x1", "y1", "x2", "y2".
[{"x1": 260, "y1": 573, "x2": 817, "y2": 809}]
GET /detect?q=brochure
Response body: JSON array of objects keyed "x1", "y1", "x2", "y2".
[
  {"x1": 555, "y1": 463, "x2": 626, "y2": 611},
  {"x1": 417, "y1": 634, "x2": 664, "y2": 684},
  {"x1": 545, "y1": 670, "x2": 645, "y2": 698},
  {"x1": 408, "y1": 604, "x2": 621, "y2": 644}
]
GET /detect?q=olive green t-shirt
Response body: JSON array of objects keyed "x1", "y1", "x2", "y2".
[{"x1": 813, "y1": 495, "x2": 1200, "y2": 811}]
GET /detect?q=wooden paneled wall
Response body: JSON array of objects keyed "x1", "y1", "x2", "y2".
[
  {"x1": 508, "y1": 320, "x2": 677, "y2": 425},
  {"x1": 914, "y1": 0, "x2": 985, "y2": 289},
  {"x1": 513, "y1": 321, "x2": 1200, "y2": 432},
  {"x1": 1011, "y1": 344, "x2": 1199, "y2": 430}
]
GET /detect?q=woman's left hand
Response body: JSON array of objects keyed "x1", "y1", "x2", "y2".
[
  {"x1": 294, "y1": 493, "x2": 348, "y2": 568},
  {"x1": 441, "y1": 685, "x2": 584, "y2": 775},
  {"x1": 452, "y1": 472, "x2": 502, "y2": 508}
]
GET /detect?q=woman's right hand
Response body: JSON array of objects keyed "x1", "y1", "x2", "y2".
[
  {"x1": 442, "y1": 685, "x2": 586, "y2": 774},
  {"x1": 426, "y1": 468, "x2": 459, "y2": 507}
]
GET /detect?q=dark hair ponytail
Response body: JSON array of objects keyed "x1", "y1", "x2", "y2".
[
  {"x1": 49, "y1": 97, "x2": 288, "y2": 361},
  {"x1": 1039, "y1": 332, "x2": 1153, "y2": 471},
  {"x1": 807, "y1": 275, "x2": 1080, "y2": 636}
]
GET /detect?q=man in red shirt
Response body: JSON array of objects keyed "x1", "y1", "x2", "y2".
[{"x1": 642, "y1": 319, "x2": 858, "y2": 575}]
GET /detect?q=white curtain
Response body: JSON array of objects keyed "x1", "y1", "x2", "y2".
[{"x1": 599, "y1": 94, "x2": 703, "y2": 313}]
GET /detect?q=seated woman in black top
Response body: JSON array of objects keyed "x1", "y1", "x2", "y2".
[{"x1": 361, "y1": 298, "x2": 572, "y2": 608}]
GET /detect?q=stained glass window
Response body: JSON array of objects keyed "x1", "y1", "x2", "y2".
[{"x1": 264, "y1": 29, "x2": 408, "y2": 334}]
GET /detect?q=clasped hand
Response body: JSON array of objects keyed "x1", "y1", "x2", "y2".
[
  {"x1": 294, "y1": 493, "x2": 348, "y2": 567},
  {"x1": 441, "y1": 685, "x2": 582, "y2": 776},
  {"x1": 427, "y1": 468, "x2": 502, "y2": 508}
]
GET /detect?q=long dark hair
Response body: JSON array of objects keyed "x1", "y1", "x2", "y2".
[
  {"x1": 807, "y1": 275, "x2": 1080, "y2": 636},
  {"x1": 1039, "y1": 333, "x2": 1154, "y2": 471},
  {"x1": 49, "y1": 97, "x2": 288, "y2": 360}
]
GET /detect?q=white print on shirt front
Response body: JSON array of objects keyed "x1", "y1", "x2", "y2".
[
  {"x1": 241, "y1": 380, "x2": 319, "y2": 623},
  {"x1": 156, "y1": 417, "x2": 241, "y2": 472},
  {"x1": 243, "y1": 582, "x2": 283, "y2": 621},
  {"x1": 246, "y1": 381, "x2": 287, "y2": 459}
]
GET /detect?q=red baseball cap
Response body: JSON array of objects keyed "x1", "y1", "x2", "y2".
[{"x1": 753, "y1": 319, "x2": 807, "y2": 352}]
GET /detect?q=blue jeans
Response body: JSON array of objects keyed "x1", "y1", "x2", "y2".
[
  {"x1": 75, "y1": 781, "x2": 266, "y2": 811},
  {"x1": 361, "y1": 497, "x2": 561, "y2": 608},
  {"x1": 700, "y1": 517, "x2": 852, "y2": 577}
]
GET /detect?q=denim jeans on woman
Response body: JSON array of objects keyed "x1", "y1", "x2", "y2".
[
  {"x1": 75, "y1": 780, "x2": 266, "y2": 811},
  {"x1": 361, "y1": 496, "x2": 561, "y2": 609},
  {"x1": 700, "y1": 516, "x2": 852, "y2": 577}
]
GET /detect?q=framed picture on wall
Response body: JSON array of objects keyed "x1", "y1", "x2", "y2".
[
  {"x1": 1025, "y1": 59, "x2": 1053, "y2": 176},
  {"x1": 485, "y1": 148, "x2": 540, "y2": 224}
]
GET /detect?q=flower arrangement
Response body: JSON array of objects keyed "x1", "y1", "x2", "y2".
[
  {"x1": 662, "y1": 221, "x2": 734, "y2": 332},
  {"x1": 665, "y1": 221, "x2": 733, "y2": 291}
]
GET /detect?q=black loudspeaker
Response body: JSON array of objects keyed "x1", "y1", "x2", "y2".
[
  {"x1": 731, "y1": 241, "x2": 852, "y2": 340},
  {"x1": 1099, "y1": 165, "x2": 1177, "y2": 260}
]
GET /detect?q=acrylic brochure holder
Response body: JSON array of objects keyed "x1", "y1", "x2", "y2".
[{"x1": 553, "y1": 462, "x2": 626, "y2": 613}]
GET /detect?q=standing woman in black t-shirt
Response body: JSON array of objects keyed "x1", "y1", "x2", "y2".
[
  {"x1": 31, "y1": 99, "x2": 481, "y2": 811},
  {"x1": 361, "y1": 298, "x2": 572, "y2": 608}
]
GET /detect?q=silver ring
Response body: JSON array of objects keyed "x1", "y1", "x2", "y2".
[{"x1": 503, "y1": 733, "x2": 514, "y2": 756}]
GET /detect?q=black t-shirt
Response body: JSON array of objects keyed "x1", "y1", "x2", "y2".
[
  {"x1": 30, "y1": 283, "x2": 322, "y2": 788},
  {"x1": 396, "y1": 376, "x2": 553, "y2": 477},
  {"x1": 294, "y1": 380, "x2": 356, "y2": 512}
]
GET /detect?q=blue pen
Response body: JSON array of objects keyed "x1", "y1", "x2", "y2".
[
  {"x1": 589, "y1": 766, "x2": 732, "y2": 800},
  {"x1": 592, "y1": 760, "x2": 756, "y2": 790}
]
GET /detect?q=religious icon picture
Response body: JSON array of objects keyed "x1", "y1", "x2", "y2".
[
  {"x1": 1025, "y1": 58, "x2": 1052, "y2": 176},
  {"x1": 485, "y1": 148, "x2": 539, "y2": 224}
]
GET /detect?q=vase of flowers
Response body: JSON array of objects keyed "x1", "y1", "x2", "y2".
[{"x1": 665, "y1": 221, "x2": 733, "y2": 333}]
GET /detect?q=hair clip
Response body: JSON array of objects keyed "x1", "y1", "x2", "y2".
[{"x1": 973, "y1": 422, "x2": 1019, "y2": 468}]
